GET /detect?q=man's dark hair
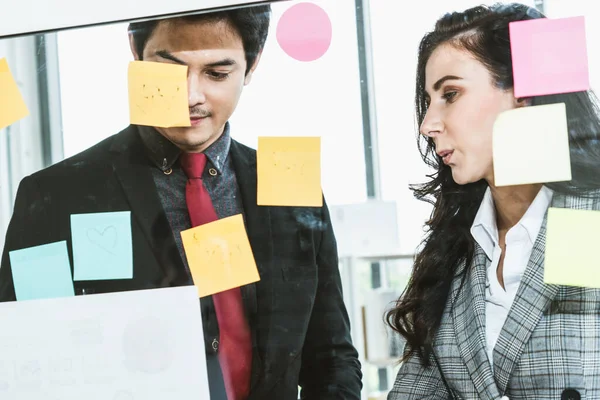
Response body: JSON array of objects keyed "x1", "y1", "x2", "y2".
[{"x1": 128, "y1": 5, "x2": 271, "y2": 75}]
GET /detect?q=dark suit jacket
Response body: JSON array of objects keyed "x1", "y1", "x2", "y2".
[{"x1": 0, "y1": 125, "x2": 362, "y2": 399}]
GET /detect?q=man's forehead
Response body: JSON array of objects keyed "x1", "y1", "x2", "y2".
[{"x1": 148, "y1": 18, "x2": 243, "y2": 50}]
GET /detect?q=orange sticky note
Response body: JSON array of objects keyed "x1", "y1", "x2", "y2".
[
  {"x1": 0, "y1": 58, "x2": 29, "y2": 130},
  {"x1": 257, "y1": 136, "x2": 322, "y2": 207},
  {"x1": 180, "y1": 214, "x2": 260, "y2": 297},
  {"x1": 127, "y1": 60, "x2": 191, "y2": 128}
]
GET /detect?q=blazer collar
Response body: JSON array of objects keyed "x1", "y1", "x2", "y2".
[
  {"x1": 109, "y1": 125, "x2": 189, "y2": 286},
  {"x1": 229, "y1": 139, "x2": 274, "y2": 395},
  {"x1": 451, "y1": 244, "x2": 501, "y2": 400}
]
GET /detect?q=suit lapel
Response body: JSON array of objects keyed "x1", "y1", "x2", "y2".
[
  {"x1": 109, "y1": 126, "x2": 188, "y2": 286},
  {"x1": 229, "y1": 139, "x2": 274, "y2": 393},
  {"x1": 492, "y1": 191, "x2": 595, "y2": 393},
  {"x1": 451, "y1": 244, "x2": 500, "y2": 400}
]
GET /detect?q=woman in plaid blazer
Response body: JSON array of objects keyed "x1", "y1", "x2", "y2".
[{"x1": 387, "y1": 3, "x2": 600, "y2": 400}]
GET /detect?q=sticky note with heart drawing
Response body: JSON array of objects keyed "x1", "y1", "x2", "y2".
[
  {"x1": 180, "y1": 214, "x2": 260, "y2": 297},
  {"x1": 71, "y1": 211, "x2": 133, "y2": 280}
]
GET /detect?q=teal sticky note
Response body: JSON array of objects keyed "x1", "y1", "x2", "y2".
[
  {"x1": 71, "y1": 211, "x2": 133, "y2": 280},
  {"x1": 9, "y1": 241, "x2": 75, "y2": 301}
]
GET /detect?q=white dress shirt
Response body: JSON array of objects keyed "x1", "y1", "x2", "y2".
[{"x1": 470, "y1": 186, "x2": 553, "y2": 371}]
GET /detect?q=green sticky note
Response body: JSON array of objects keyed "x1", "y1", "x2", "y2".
[
  {"x1": 71, "y1": 211, "x2": 133, "y2": 281},
  {"x1": 545, "y1": 207, "x2": 600, "y2": 288},
  {"x1": 9, "y1": 241, "x2": 75, "y2": 301}
]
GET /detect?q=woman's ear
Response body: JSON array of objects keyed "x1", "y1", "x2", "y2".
[{"x1": 514, "y1": 96, "x2": 531, "y2": 108}]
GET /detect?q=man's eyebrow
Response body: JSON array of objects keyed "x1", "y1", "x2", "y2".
[
  {"x1": 155, "y1": 50, "x2": 186, "y2": 65},
  {"x1": 205, "y1": 58, "x2": 237, "y2": 68},
  {"x1": 154, "y1": 52, "x2": 237, "y2": 69},
  {"x1": 432, "y1": 75, "x2": 463, "y2": 91}
]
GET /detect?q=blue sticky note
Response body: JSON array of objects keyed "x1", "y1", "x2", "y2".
[
  {"x1": 9, "y1": 241, "x2": 75, "y2": 301},
  {"x1": 71, "y1": 211, "x2": 133, "y2": 280}
]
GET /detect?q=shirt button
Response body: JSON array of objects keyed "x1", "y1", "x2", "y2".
[
  {"x1": 163, "y1": 167, "x2": 173, "y2": 175},
  {"x1": 208, "y1": 168, "x2": 218, "y2": 176},
  {"x1": 211, "y1": 338, "x2": 219, "y2": 352}
]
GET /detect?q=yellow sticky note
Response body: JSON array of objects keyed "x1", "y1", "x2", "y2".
[
  {"x1": 493, "y1": 103, "x2": 571, "y2": 187},
  {"x1": 0, "y1": 58, "x2": 29, "y2": 130},
  {"x1": 545, "y1": 207, "x2": 600, "y2": 288},
  {"x1": 257, "y1": 136, "x2": 322, "y2": 207},
  {"x1": 127, "y1": 60, "x2": 191, "y2": 128},
  {"x1": 180, "y1": 214, "x2": 260, "y2": 297}
]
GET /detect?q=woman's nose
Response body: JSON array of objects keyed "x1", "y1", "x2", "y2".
[{"x1": 420, "y1": 114, "x2": 443, "y2": 137}]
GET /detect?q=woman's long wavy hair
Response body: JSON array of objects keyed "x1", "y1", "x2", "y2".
[{"x1": 386, "y1": 2, "x2": 600, "y2": 365}]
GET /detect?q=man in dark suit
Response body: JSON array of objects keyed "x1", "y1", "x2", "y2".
[{"x1": 0, "y1": 5, "x2": 362, "y2": 400}]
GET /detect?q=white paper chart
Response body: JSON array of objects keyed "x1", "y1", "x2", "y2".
[{"x1": 0, "y1": 286, "x2": 209, "y2": 400}]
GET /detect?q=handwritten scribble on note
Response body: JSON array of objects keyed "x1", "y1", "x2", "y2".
[
  {"x1": 128, "y1": 61, "x2": 190, "y2": 128},
  {"x1": 71, "y1": 212, "x2": 133, "y2": 281},
  {"x1": 181, "y1": 214, "x2": 260, "y2": 297},
  {"x1": 257, "y1": 137, "x2": 322, "y2": 207},
  {"x1": 86, "y1": 225, "x2": 118, "y2": 256},
  {"x1": 193, "y1": 236, "x2": 246, "y2": 285},
  {"x1": 123, "y1": 316, "x2": 173, "y2": 375},
  {"x1": 135, "y1": 83, "x2": 182, "y2": 114},
  {"x1": 272, "y1": 151, "x2": 308, "y2": 176},
  {"x1": 16, "y1": 360, "x2": 42, "y2": 389},
  {"x1": 113, "y1": 391, "x2": 135, "y2": 400}
]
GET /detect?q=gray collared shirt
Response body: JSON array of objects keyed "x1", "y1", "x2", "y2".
[{"x1": 138, "y1": 122, "x2": 245, "y2": 277}]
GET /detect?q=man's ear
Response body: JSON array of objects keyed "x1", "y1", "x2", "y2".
[
  {"x1": 244, "y1": 51, "x2": 263, "y2": 85},
  {"x1": 128, "y1": 32, "x2": 141, "y2": 60}
]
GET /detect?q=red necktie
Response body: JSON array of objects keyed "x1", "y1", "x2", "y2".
[{"x1": 180, "y1": 152, "x2": 252, "y2": 400}]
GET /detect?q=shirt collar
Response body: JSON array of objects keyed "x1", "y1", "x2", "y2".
[
  {"x1": 137, "y1": 122, "x2": 232, "y2": 173},
  {"x1": 518, "y1": 185, "x2": 553, "y2": 244},
  {"x1": 471, "y1": 185, "x2": 554, "y2": 259},
  {"x1": 471, "y1": 187, "x2": 498, "y2": 259}
]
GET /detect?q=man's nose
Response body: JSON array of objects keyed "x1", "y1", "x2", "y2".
[{"x1": 188, "y1": 74, "x2": 207, "y2": 107}]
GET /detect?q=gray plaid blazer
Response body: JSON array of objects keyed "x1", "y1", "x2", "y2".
[{"x1": 388, "y1": 190, "x2": 600, "y2": 400}]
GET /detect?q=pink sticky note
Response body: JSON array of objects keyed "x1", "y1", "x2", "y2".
[
  {"x1": 510, "y1": 16, "x2": 589, "y2": 97},
  {"x1": 276, "y1": 2, "x2": 332, "y2": 62}
]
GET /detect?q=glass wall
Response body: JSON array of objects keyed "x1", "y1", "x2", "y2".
[{"x1": 0, "y1": 0, "x2": 596, "y2": 398}]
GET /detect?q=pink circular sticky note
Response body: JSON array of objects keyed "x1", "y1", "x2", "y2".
[{"x1": 276, "y1": 2, "x2": 332, "y2": 62}]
